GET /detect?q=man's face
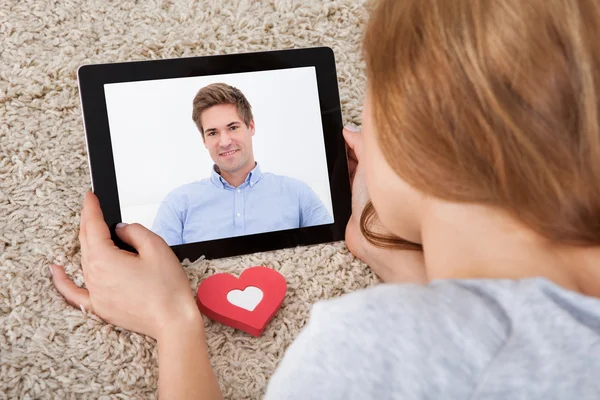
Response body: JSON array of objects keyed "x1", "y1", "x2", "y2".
[{"x1": 201, "y1": 104, "x2": 255, "y2": 174}]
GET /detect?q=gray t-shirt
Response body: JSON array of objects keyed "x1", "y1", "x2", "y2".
[{"x1": 265, "y1": 278, "x2": 600, "y2": 399}]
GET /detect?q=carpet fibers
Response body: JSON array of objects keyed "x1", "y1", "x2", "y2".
[{"x1": 0, "y1": 0, "x2": 379, "y2": 398}]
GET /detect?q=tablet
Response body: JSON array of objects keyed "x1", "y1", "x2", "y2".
[{"x1": 77, "y1": 47, "x2": 351, "y2": 261}]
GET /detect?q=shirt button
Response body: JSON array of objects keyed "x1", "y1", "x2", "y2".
[
  {"x1": 237, "y1": 189, "x2": 241, "y2": 193},
  {"x1": 237, "y1": 213, "x2": 241, "y2": 217}
]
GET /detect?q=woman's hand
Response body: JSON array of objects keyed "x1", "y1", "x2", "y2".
[
  {"x1": 343, "y1": 126, "x2": 427, "y2": 284},
  {"x1": 343, "y1": 126, "x2": 371, "y2": 261},
  {"x1": 51, "y1": 192, "x2": 201, "y2": 340}
]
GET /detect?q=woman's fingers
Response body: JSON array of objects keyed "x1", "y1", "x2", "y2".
[
  {"x1": 343, "y1": 127, "x2": 363, "y2": 160},
  {"x1": 344, "y1": 127, "x2": 362, "y2": 186},
  {"x1": 346, "y1": 141, "x2": 358, "y2": 163},
  {"x1": 348, "y1": 157, "x2": 358, "y2": 185},
  {"x1": 82, "y1": 192, "x2": 113, "y2": 250},
  {"x1": 79, "y1": 202, "x2": 88, "y2": 268},
  {"x1": 51, "y1": 264, "x2": 93, "y2": 312}
]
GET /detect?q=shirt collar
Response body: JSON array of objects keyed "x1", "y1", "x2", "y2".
[{"x1": 210, "y1": 162, "x2": 263, "y2": 189}]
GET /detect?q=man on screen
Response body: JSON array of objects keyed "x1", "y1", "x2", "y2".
[{"x1": 152, "y1": 83, "x2": 333, "y2": 246}]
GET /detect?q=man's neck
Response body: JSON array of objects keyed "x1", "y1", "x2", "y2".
[{"x1": 219, "y1": 160, "x2": 256, "y2": 188}]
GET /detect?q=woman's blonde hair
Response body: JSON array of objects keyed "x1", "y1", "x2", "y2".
[{"x1": 361, "y1": 0, "x2": 600, "y2": 248}]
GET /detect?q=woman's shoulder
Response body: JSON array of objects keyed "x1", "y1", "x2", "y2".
[
  {"x1": 308, "y1": 277, "x2": 600, "y2": 346},
  {"x1": 266, "y1": 281, "x2": 510, "y2": 399},
  {"x1": 308, "y1": 280, "x2": 513, "y2": 353},
  {"x1": 310, "y1": 279, "x2": 514, "y2": 326},
  {"x1": 329, "y1": 276, "x2": 600, "y2": 320},
  {"x1": 265, "y1": 278, "x2": 600, "y2": 399}
]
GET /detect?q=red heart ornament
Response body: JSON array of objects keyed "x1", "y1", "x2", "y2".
[{"x1": 196, "y1": 266, "x2": 287, "y2": 337}]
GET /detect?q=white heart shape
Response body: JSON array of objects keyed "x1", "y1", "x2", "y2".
[{"x1": 226, "y1": 286, "x2": 264, "y2": 312}]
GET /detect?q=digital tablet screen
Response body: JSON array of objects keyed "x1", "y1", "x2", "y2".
[
  {"x1": 79, "y1": 47, "x2": 351, "y2": 260},
  {"x1": 103, "y1": 67, "x2": 334, "y2": 246}
]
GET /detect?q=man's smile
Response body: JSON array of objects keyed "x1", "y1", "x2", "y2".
[{"x1": 219, "y1": 149, "x2": 240, "y2": 157}]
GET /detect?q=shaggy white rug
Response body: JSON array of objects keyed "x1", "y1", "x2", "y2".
[{"x1": 0, "y1": 0, "x2": 380, "y2": 398}]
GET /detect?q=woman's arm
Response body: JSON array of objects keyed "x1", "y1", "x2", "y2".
[
  {"x1": 51, "y1": 192, "x2": 223, "y2": 399},
  {"x1": 156, "y1": 309, "x2": 222, "y2": 399}
]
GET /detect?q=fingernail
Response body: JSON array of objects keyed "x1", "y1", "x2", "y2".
[
  {"x1": 116, "y1": 222, "x2": 128, "y2": 229},
  {"x1": 345, "y1": 123, "x2": 360, "y2": 132},
  {"x1": 49, "y1": 265, "x2": 54, "y2": 276}
]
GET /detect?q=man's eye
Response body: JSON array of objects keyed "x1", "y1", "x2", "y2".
[
  {"x1": 207, "y1": 131, "x2": 216, "y2": 136},
  {"x1": 230, "y1": 126, "x2": 238, "y2": 131}
]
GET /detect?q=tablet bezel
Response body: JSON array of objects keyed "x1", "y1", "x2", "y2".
[{"x1": 77, "y1": 47, "x2": 351, "y2": 261}]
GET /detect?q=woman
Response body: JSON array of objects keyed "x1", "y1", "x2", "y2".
[{"x1": 52, "y1": 0, "x2": 600, "y2": 398}]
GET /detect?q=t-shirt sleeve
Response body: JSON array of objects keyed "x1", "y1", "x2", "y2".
[
  {"x1": 151, "y1": 192, "x2": 184, "y2": 246},
  {"x1": 264, "y1": 283, "x2": 509, "y2": 400}
]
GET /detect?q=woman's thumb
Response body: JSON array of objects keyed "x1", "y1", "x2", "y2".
[{"x1": 114, "y1": 223, "x2": 158, "y2": 253}]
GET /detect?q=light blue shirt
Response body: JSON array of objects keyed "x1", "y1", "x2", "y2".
[{"x1": 152, "y1": 163, "x2": 333, "y2": 245}]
